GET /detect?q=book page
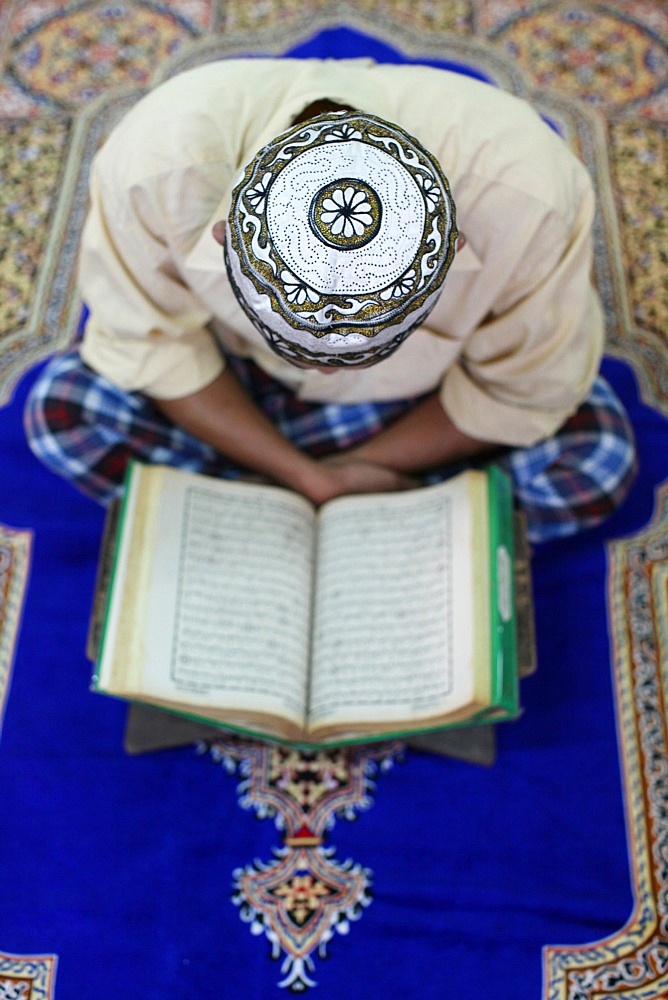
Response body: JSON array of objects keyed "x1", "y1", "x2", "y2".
[
  {"x1": 108, "y1": 469, "x2": 316, "y2": 724},
  {"x1": 308, "y1": 477, "x2": 480, "y2": 729}
]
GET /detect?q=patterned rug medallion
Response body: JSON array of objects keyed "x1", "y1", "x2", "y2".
[
  {"x1": 202, "y1": 739, "x2": 402, "y2": 990},
  {"x1": 1, "y1": 1, "x2": 667, "y2": 995}
]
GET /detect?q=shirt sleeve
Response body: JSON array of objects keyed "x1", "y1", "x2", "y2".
[
  {"x1": 439, "y1": 186, "x2": 604, "y2": 447},
  {"x1": 78, "y1": 163, "x2": 226, "y2": 399}
]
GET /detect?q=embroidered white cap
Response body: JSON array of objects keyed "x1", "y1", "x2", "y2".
[{"x1": 224, "y1": 110, "x2": 457, "y2": 367}]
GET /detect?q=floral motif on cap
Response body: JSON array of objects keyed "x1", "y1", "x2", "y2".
[{"x1": 225, "y1": 111, "x2": 457, "y2": 366}]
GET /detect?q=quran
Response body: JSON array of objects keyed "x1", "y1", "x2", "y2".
[{"x1": 91, "y1": 462, "x2": 520, "y2": 747}]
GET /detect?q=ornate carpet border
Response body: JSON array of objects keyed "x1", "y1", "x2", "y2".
[
  {"x1": 0, "y1": 111, "x2": 81, "y2": 406},
  {"x1": 542, "y1": 484, "x2": 668, "y2": 999},
  {"x1": 0, "y1": 951, "x2": 57, "y2": 999},
  {"x1": 0, "y1": 523, "x2": 33, "y2": 735}
]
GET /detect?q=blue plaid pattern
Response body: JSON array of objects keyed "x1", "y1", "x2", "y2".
[
  {"x1": 25, "y1": 350, "x2": 636, "y2": 543},
  {"x1": 497, "y1": 377, "x2": 637, "y2": 539}
]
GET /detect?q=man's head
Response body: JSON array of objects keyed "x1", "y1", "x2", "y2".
[{"x1": 222, "y1": 109, "x2": 458, "y2": 369}]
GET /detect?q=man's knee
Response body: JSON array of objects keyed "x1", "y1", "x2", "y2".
[
  {"x1": 23, "y1": 351, "x2": 128, "y2": 503},
  {"x1": 507, "y1": 376, "x2": 637, "y2": 542}
]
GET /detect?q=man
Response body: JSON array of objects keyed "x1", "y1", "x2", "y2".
[{"x1": 25, "y1": 57, "x2": 635, "y2": 541}]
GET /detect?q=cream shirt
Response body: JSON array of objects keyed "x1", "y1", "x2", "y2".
[{"x1": 79, "y1": 58, "x2": 603, "y2": 446}]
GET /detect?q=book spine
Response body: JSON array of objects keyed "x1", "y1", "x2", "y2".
[
  {"x1": 90, "y1": 461, "x2": 139, "y2": 690},
  {"x1": 487, "y1": 466, "x2": 519, "y2": 716}
]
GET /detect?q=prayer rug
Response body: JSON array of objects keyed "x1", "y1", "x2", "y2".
[{"x1": 1, "y1": 3, "x2": 667, "y2": 998}]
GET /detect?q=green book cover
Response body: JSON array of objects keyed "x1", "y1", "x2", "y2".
[{"x1": 487, "y1": 465, "x2": 520, "y2": 718}]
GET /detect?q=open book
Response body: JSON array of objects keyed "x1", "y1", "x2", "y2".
[{"x1": 91, "y1": 463, "x2": 520, "y2": 747}]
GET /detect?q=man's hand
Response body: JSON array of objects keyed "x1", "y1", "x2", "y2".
[
  {"x1": 152, "y1": 368, "x2": 415, "y2": 506},
  {"x1": 310, "y1": 456, "x2": 419, "y2": 504}
]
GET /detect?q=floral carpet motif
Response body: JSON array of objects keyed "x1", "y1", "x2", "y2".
[
  {"x1": 480, "y1": 0, "x2": 668, "y2": 416},
  {"x1": 485, "y1": 2, "x2": 668, "y2": 114},
  {"x1": 609, "y1": 120, "x2": 667, "y2": 343},
  {"x1": 0, "y1": 117, "x2": 71, "y2": 403},
  {"x1": 203, "y1": 739, "x2": 401, "y2": 990}
]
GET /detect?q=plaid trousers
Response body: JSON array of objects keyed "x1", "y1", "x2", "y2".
[{"x1": 24, "y1": 350, "x2": 637, "y2": 543}]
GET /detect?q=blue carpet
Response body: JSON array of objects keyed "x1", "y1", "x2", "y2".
[{"x1": 3, "y1": 354, "x2": 664, "y2": 999}]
